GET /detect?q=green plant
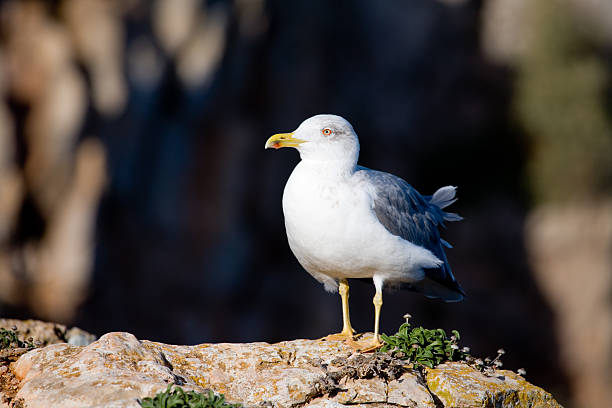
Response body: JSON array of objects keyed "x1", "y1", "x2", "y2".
[
  {"x1": 0, "y1": 327, "x2": 35, "y2": 350},
  {"x1": 138, "y1": 385, "x2": 241, "y2": 408},
  {"x1": 380, "y1": 318, "x2": 464, "y2": 368},
  {"x1": 379, "y1": 317, "x2": 527, "y2": 377}
]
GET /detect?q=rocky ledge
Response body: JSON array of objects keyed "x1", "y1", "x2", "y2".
[{"x1": 1, "y1": 327, "x2": 561, "y2": 408}]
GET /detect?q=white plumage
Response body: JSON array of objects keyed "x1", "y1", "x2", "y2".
[
  {"x1": 265, "y1": 114, "x2": 463, "y2": 350},
  {"x1": 283, "y1": 159, "x2": 441, "y2": 291}
]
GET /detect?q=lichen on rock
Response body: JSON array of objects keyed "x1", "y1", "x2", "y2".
[{"x1": 0, "y1": 328, "x2": 563, "y2": 408}]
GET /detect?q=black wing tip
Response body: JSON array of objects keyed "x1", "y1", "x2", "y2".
[
  {"x1": 401, "y1": 273, "x2": 466, "y2": 303},
  {"x1": 424, "y1": 286, "x2": 465, "y2": 303},
  {"x1": 441, "y1": 288, "x2": 466, "y2": 303}
]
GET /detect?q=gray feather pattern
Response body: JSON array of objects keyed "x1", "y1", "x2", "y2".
[{"x1": 354, "y1": 166, "x2": 464, "y2": 300}]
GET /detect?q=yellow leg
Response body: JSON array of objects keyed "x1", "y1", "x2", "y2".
[
  {"x1": 359, "y1": 279, "x2": 384, "y2": 352},
  {"x1": 372, "y1": 289, "x2": 383, "y2": 344},
  {"x1": 323, "y1": 279, "x2": 356, "y2": 341},
  {"x1": 339, "y1": 279, "x2": 356, "y2": 336}
]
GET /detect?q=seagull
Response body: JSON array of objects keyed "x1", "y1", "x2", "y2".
[{"x1": 265, "y1": 114, "x2": 464, "y2": 351}]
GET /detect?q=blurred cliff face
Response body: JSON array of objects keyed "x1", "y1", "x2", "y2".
[
  {"x1": 0, "y1": 0, "x2": 611, "y2": 406},
  {"x1": 485, "y1": 1, "x2": 612, "y2": 407},
  {"x1": 0, "y1": 0, "x2": 107, "y2": 321}
]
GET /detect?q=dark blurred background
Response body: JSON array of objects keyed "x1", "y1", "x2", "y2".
[{"x1": 1, "y1": 0, "x2": 611, "y2": 407}]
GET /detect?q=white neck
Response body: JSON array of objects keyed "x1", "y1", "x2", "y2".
[
  {"x1": 298, "y1": 157, "x2": 357, "y2": 180},
  {"x1": 296, "y1": 139, "x2": 360, "y2": 180}
]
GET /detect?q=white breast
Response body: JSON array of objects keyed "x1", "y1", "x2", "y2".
[{"x1": 281, "y1": 161, "x2": 440, "y2": 287}]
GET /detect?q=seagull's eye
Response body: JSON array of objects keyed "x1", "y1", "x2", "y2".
[{"x1": 322, "y1": 128, "x2": 333, "y2": 136}]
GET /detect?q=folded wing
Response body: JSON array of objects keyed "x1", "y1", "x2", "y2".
[{"x1": 355, "y1": 167, "x2": 465, "y2": 301}]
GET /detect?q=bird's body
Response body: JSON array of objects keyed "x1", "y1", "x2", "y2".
[
  {"x1": 283, "y1": 162, "x2": 443, "y2": 291},
  {"x1": 265, "y1": 114, "x2": 463, "y2": 350}
]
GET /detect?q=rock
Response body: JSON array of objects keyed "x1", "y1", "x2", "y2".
[
  {"x1": 0, "y1": 319, "x2": 96, "y2": 407},
  {"x1": 4, "y1": 331, "x2": 561, "y2": 408},
  {"x1": 426, "y1": 362, "x2": 560, "y2": 407},
  {"x1": 0, "y1": 319, "x2": 96, "y2": 347},
  {"x1": 0, "y1": 363, "x2": 20, "y2": 408}
]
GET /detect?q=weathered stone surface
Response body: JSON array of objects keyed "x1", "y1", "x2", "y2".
[
  {"x1": 388, "y1": 375, "x2": 436, "y2": 407},
  {"x1": 426, "y1": 362, "x2": 560, "y2": 407},
  {"x1": 0, "y1": 319, "x2": 96, "y2": 407},
  {"x1": 0, "y1": 318, "x2": 96, "y2": 347},
  {"x1": 6, "y1": 332, "x2": 561, "y2": 408}
]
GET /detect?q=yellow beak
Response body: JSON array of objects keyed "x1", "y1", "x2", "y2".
[{"x1": 264, "y1": 132, "x2": 305, "y2": 149}]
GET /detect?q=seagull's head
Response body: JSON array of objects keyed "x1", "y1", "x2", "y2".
[{"x1": 265, "y1": 114, "x2": 360, "y2": 163}]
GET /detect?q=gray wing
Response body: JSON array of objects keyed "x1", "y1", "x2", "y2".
[{"x1": 355, "y1": 166, "x2": 464, "y2": 301}]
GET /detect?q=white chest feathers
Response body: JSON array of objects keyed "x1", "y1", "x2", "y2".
[{"x1": 281, "y1": 162, "x2": 440, "y2": 282}]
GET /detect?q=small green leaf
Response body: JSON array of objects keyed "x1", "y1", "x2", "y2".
[
  {"x1": 380, "y1": 318, "x2": 465, "y2": 369},
  {"x1": 137, "y1": 385, "x2": 241, "y2": 408}
]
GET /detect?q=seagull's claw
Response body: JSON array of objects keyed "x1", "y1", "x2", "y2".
[
  {"x1": 322, "y1": 333, "x2": 369, "y2": 352},
  {"x1": 320, "y1": 327, "x2": 356, "y2": 342},
  {"x1": 358, "y1": 340, "x2": 383, "y2": 353},
  {"x1": 347, "y1": 333, "x2": 384, "y2": 353}
]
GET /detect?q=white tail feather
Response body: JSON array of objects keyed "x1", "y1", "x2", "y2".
[
  {"x1": 430, "y1": 186, "x2": 463, "y2": 222},
  {"x1": 430, "y1": 186, "x2": 458, "y2": 209},
  {"x1": 443, "y1": 212, "x2": 463, "y2": 222}
]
